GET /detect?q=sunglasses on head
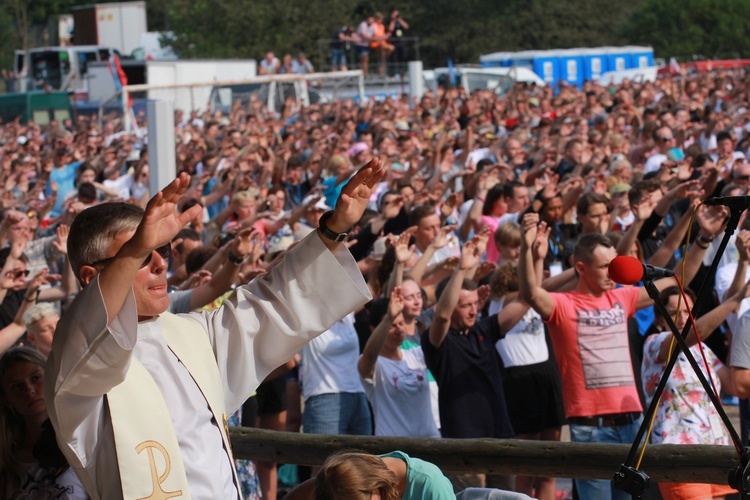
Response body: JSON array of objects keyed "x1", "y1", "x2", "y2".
[{"x1": 91, "y1": 243, "x2": 171, "y2": 269}]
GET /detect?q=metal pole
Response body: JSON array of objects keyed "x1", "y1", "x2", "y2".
[{"x1": 147, "y1": 100, "x2": 176, "y2": 193}]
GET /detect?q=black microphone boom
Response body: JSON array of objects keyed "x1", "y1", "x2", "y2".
[
  {"x1": 703, "y1": 196, "x2": 750, "y2": 210},
  {"x1": 642, "y1": 263, "x2": 674, "y2": 282}
]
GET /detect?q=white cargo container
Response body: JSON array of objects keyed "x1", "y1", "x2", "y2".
[{"x1": 72, "y1": 1, "x2": 147, "y2": 55}]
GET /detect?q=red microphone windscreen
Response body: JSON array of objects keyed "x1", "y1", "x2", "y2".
[{"x1": 608, "y1": 255, "x2": 644, "y2": 285}]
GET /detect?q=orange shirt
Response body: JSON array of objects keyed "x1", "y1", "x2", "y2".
[{"x1": 370, "y1": 22, "x2": 386, "y2": 48}]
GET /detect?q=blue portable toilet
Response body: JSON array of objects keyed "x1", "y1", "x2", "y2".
[
  {"x1": 506, "y1": 50, "x2": 538, "y2": 70},
  {"x1": 627, "y1": 46, "x2": 654, "y2": 68},
  {"x1": 531, "y1": 51, "x2": 559, "y2": 85},
  {"x1": 479, "y1": 52, "x2": 513, "y2": 68},
  {"x1": 580, "y1": 47, "x2": 608, "y2": 82},
  {"x1": 605, "y1": 46, "x2": 630, "y2": 72},
  {"x1": 555, "y1": 49, "x2": 584, "y2": 88}
]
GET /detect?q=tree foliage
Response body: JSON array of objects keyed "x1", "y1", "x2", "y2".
[
  {"x1": 620, "y1": 0, "x2": 750, "y2": 60},
  {"x1": 2, "y1": 0, "x2": 750, "y2": 76}
]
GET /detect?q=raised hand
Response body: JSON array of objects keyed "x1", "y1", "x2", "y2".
[
  {"x1": 441, "y1": 193, "x2": 458, "y2": 218},
  {"x1": 477, "y1": 284, "x2": 491, "y2": 310},
  {"x1": 431, "y1": 225, "x2": 457, "y2": 250},
  {"x1": 394, "y1": 231, "x2": 415, "y2": 264},
  {"x1": 474, "y1": 225, "x2": 491, "y2": 256},
  {"x1": 633, "y1": 193, "x2": 655, "y2": 222},
  {"x1": 737, "y1": 230, "x2": 750, "y2": 263},
  {"x1": 533, "y1": 221, "x2": 551, "y2": 261},
  {"x1": 131, "y1": 173, "x2": 203, "y2": 255},
  {"x1": 520, "y1": 213, "x2": 539, "y2": 250},
  {"x1": 460, "y1": 236, "x2": 483, "y2": 271},
  {"x1": 328, "y1": 158, "x2": 386, "y2": 233},
  {"x1": 52, "y1": 224, "x2": 70, "y2": 256},
  {"x1": 697, "y1": 204, "x2": 729, "y2": 239},
  {"x1": 474, "y1": 261, "x2": 497, "y2": 283},
  {"x1": 388, "y1": 286, "x2": 405, "y2": 319},
  {"x1": 230, "y1": 227, "x2": 259, "y2": 259}
]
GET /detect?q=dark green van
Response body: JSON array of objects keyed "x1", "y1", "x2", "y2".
[{"x1": 0, "y1": 91, "x2": 73, "y2": 125}]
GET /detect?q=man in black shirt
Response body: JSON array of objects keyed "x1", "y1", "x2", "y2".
[{"x1": 421, "y1": 234, "x2": 514, "y2": 492}]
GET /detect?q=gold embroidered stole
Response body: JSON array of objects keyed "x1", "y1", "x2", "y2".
[{"x1": 107, "y1": 313, "x2": 239, "y2": 499}]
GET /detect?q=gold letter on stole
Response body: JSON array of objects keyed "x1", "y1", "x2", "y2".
[{"x1": 135, "y1": 440, "x2": 183, "y2": 499}]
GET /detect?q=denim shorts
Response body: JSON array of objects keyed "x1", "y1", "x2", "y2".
[
  {"x1": 330, "y1": 49, "x2": 345, "y2": 67},
  {"x1": 302, "y1": 392, "x2": 372, "y2": 435}
]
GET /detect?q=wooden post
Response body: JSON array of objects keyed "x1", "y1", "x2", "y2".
[{"x1": 229, "y1": 428, "x2": 740, "y2": 484}]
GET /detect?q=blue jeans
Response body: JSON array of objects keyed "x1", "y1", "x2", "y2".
[
  {"x1": 569, "y1": 415, "x2": 643, "y2": 500},
  {"x1": 302, "y1": 392, "x2": 372, "y2": 435}
]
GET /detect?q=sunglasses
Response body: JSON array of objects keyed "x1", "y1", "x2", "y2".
[
  {"x1": 5, "y1": 269, "x2": 29, "y2": 279},
  {"x1": 659, "y1": 136, "x2": 674, "y2": 142},
  {"x1": 91, "y1": 243, "x2": 171, "y2": 269}
]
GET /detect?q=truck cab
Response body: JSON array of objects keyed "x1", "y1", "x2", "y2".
[{"x1": 14, "y1": 45, "x2": 120, "y2": 93}]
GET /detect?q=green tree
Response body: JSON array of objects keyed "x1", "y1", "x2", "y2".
[{"x1": 621, "y1": 0, "x2": 750, "y2": 60}]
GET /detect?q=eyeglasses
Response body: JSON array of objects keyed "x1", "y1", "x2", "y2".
[
  {"x1": 659, "y1": 136, "x2": 674, "y2": 142},
  {"x1": 5, "y1": 269, "x2": 29, "y2": 279},
  {"x1": 91, "y1": 243, "x2": 171, "y2": 269},
  {"x1": 734, "y1": 175, "x2": 750, "y2": 181}
]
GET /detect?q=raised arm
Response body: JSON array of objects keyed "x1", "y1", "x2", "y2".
[
  {"x1": 187, "y1": 228, "x2": 257, "y2": 310},
  {"x1": 0, "y1": 281, "x2": 41, "y2": 354},
  {"x1": 82, "y1": 173, "x2": 202, "y2": 324},
  {"x1": 724, "y1": 230, "x2": 750, "y2": 301},
  {"x1": 428, "y1": 236, "x2": 481, "y2": 348},
  {"x1": 518, "y1": 213, "x2": 554, "y2": 320},
  {"x1": 409, "y1": 225, "x2": 456, "y2": 284},
  {"x1": 317, "y1": 157, "x2": 385, "y2": 254},
  {"x1": 358, "y1": 287, "x2": 404, "y2": 379},
  {"x1": 659, "y1": 279, "x2": 750, "y2": 362},
  {"x1": 497, "y1": 221, "x2": 550, "y2": 334},
  {"x1": 670, "y1": 204, "x2": 728, "y2": 285}
]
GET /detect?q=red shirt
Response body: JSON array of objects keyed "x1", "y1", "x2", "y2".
[{"x1": 546, "y1": 287, "x2": 643, "y2": 418}]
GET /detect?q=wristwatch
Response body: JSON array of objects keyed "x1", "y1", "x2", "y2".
[
  {"x1": 227, "y1": 249, "x2": 245, "y2": 265},
  {"x1": 318, "y1": 211, "x2": 350, "y2": 242}
]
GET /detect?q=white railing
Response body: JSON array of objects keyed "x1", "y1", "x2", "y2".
[{"x1": 121, "y1": 70, "x2": 366, "y2": 131}]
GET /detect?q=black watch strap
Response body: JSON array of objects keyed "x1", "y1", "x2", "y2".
[
  {"x1": 227, "y1": 249, "x2": 245, "y2": 265},
  {"x1": 318, "y1": 211, "x2": 350, "y2": 242}
]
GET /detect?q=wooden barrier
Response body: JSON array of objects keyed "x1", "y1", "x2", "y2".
[{"x1": 229, "y1": 427, "x2": 742, "y2": 484}]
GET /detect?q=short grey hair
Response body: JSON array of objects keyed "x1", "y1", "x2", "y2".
[
  {"x1": 22, "y1": 302, "x2": 59, "y2": 328},
  {"x1": 67, "y1": 202, "x2": 144, "y2": 282}
]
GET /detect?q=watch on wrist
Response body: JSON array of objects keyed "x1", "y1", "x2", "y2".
[
  {"x1": 318, "y1": 211, "x2": 351, "y2": 242},
  {"x1": 227, "y1": 249, "x2": 245, "y2": 265},
  {"x1": 698, "y1": 233, "x2": 715, "y2": 244}
]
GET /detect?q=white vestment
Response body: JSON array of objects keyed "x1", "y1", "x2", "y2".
[{"x1": 44, "y1": 233, "x2": 371, "y2": 499}]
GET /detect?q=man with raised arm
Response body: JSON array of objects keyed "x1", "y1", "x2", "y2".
[
  {"x1": 518, "y1": 212, "x2": 676, "y2": 500},
  {"x1": 45, "y1": 160, "x2": 383, "y2": 499}
]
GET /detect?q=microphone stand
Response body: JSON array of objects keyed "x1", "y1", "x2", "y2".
[{"x1": 614, "y1": 206, "x2": 748, "y2": 498}]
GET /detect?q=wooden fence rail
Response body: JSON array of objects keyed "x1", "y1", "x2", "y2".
[{"x1": 229, "y1": 428, "x2": 742, "y2": 484}]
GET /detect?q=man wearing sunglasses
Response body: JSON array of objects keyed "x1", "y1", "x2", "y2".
[
  {"x1": 45, "y1": 159, "x2": 384, "y2": 499},
  {"x1": 644, "y1": 126, "x2": 676, "y2": 174}
]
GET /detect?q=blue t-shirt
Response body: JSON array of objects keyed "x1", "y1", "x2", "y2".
[
  {"x1": 379, "y1": 451, "x2": 454, "y2": 500},
  {"x1": 322, "y1": 175, "x2": 347, "y2": 208},
  {"x1": 48, "y1": 161, "x2": 82, "y2": 216}
]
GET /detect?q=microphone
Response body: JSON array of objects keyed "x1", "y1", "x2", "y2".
[
  {"x1": 703, "y1": 195, "x2": 750, "y2": 210},
  {"x1": 608, "y1": 255, "x2": 675, "y2": 285}
]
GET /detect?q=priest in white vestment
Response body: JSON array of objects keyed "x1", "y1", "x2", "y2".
[{"x1": 44, "y1": 160, "x2": 384, "y2": 500}]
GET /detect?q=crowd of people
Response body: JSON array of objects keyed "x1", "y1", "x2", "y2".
[{"x1": 1, "y1": 65, "x2": 750, "y2": 500}]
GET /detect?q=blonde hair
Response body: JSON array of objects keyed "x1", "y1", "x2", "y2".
[
  {"x1": 231, "y1": 188, "x2": 260, "y2": 205},
  {"x1": 494, "y1": 221, "x2": 521, "y2": 249},
  {"x1": 314, "y1": 451, "x2": 399, "y2": 500}
]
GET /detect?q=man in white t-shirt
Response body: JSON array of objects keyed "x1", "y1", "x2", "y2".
[
  {"x1": 644, "y1": 126, "x2": 676, "y2": 173},
  {"x1": 259, "y1": 52, "x2": 280, "y2": 75}
]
